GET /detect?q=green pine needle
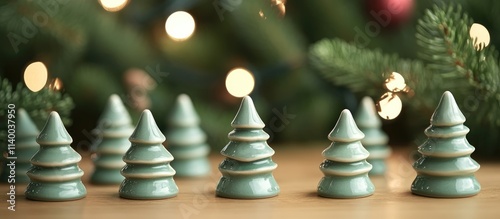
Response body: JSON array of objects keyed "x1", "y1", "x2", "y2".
[
  {"x1": 308, "y1": 3, "x2": 500, "y2": 151},
  {"x1": 0, "y1": 77, "x2": 74, "y2": 144}
]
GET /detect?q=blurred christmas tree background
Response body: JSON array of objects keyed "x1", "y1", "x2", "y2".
[{"x1": 0, "y1": 0, "x2": 499, "y2": 156}]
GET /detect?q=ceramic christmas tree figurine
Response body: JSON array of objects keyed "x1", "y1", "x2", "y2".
[
  {"x1": 318, "y1": 109, "x2": 374, "y2": 198},
  {"x1": 355, "y1": 97, "x2": 391, "y2": 175},
  {"x1": 25, "y1": 112, "x2": 87, "y2": 201},
  {"x1": 216, "y1": 96, "x2": 280, "y2": 199},
  {"x1": 165, "y1": 94, "x2": 210, "y2": 177},
  {"x1": 0, "y1": 109, "x2": 39, "y2": 183},
  {"x1": 91, "y1": 94, "x2": 134, "y2": 184},
  {"x1": 411, "y1": 91, "x2": 481, "y2": 198},
  {"x1": 119, "y1": 109, "x2": 178, "y2": 199}
]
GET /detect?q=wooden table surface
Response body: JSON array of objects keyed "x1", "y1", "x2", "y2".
[{"x1": 1, "y1": 144, "x2": 500, "y2": 219}]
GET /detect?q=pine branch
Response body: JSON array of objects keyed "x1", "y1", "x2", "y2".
[
  {"x1": 308, "y1": 3, "x2": 500, "y2": 152},
  {"x1": 308, "y1": 38, "x2": 432, "y2": 109},
  {"x1": 0, "y1": 77, "x2": 74, "y2": 143},
  {"x1": 416, "y1": 4, "x2": 500, "y2": 127}
]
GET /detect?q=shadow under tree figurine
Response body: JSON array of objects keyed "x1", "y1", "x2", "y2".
[
  {"x1": 119, "y1": 109, "x2": 178, "y2": 200},
  {"x1": 411, "y1": 91, "x2": 481, "y2": 198},
  {"x1": 25, "y1": 111, "x2": 87, "y2": 201},
  {"x1": 318, "y1": 109, "x2": 374, "y2": 198},
  {"x1": 355, "y1": 97, "x2": 391, "y2": 175},
  {"x1": 216, "y1": 96, "x2": 280, "y2": 199},
  {"x1": 0, "y1": 108, "x2": 39, "y2": 183},
  {"x1": 165, "y1": 94, "x2": 210, "y2": 177},
  {"x1": 91, "y1": 94, "x2": 134, "y2": 184}
]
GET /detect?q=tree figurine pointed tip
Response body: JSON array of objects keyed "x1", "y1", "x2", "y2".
[
  {"x1": 36, "y1": 111, "x2": 73, "y2": 145},
  {"x1": 165, "y1": 94, "x2": 210, "y2": 177},
  {"x1": 430, "y1": 91, "x2": 466, "y2": 126},
  {"x1": 216, "y1": 96, "x2": 279, "y2": 199},
  {"x1": 231, "y1": 96, "x2": 265, "y2": 129},
  {"x1": 328, "y1": 109, "x2": 365, "y2": 142},
  {"x1": 129, "y1": 109, "x2": 166, "y2": 143},
  {"x1": 25, "y1": 111, "x2": 86, "y2": 201},
  {"x1": 119, "y1": 109, "x2": 178, "y2": 200},
  {"x1": 91, "y1": 94, "x2": 134, "y2": 184},
  {"x1": 411, "y1": 91, "x2": 481, "y2": 198},
  {"x1": 98, "y1": 94, "x2": 133, "y2": 125},
  {"x1": 318, "y1": 109, "x2": 374, "y2": 198},
  {"x1": 0, "y1": 108, "x2": 39, "y2": 183},
  {"x1": 355, "y1": 97, "x2": 391, "y2": 175}
]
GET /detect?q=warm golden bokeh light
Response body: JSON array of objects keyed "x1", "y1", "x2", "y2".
[
  {"x1": 24, "y1": 61, "x2": 48, "y2": 92},
  {"x1": 49, "y1": 78, "x2": 63, "y2": 91},
  {"x1": 225, "y1": 68, "x2": 255, "y2": 97},
  {"x1": 272, "y1": 0, "x2": 286, "y2": 17},
  {"x1": 377, "y1": 92, "x2": 402, "y2": 120},
  {"x1": 165, "y1": 11, "x2": 196, "y2": 41},
  {"x1": 99, "y1": 0, "x2": 128, "y2": 12},
  {"x1": 385, "y1": 72, "x2": 407, "y2": 92},
  {"x1": 469, "y1": 23, "x2": 490, "y2": 50}
]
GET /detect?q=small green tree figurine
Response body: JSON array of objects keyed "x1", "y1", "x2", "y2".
[
  {"x1": 318, "y1": 109, "x2": 374, "y2": 198},
  {"x1": 216, "y1": 96, "x2": 280, "y2": 199},
  {"x1": 91, "y1": 94, "x2": 134, "y2": 184},
  {"x1": 25, "y1": 111, "x2": 87, "y2": 201},
  {"x1": 0, "y1": 108, "x2": 39, "y2": 183},
  {"x1": 411, "y1": 91, "x2": 481, "y2": 198},
  {"x1": 119, "y1": 109, "x2": 178, "y2": 199},
  {"x1": 165, "y1": 94, "x2": 210, "y2": 177},
  {"x1": 355, "y1": 97, "x2": 391, "y2": 175}
]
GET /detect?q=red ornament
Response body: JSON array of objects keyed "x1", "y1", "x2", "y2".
[{"x1": 366, "y1": 0, "x2": 414, "y2": 28}]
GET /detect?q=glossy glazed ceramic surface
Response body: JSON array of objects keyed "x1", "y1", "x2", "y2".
[
  {"x1": 91, "y1": 94, "x2": 134, "y2": 184},
  {"x1": 354, "y1": 97, "x2": 391, "y2": 175},
  {"x1": 0, "y1": 108, "x2": 39, "y2": 183},
  {"x1": 25, "y1": 112, "x2": 87, "y2": 201},
  {"x1": 411, "y1": 91, "x2": 481, "y2": 198},
  {"x1": 165, "y1": 94, "x2": 210, "y2": 177},
  {"x1": 216, "y1": 96, "x2": 280, "y2": 199},
  {"x1": 318, "y1": 109, "x2": 374, "y2": 198},
  {"x1": 119, "y1": 110, "x2": 178, "y2": 199}
]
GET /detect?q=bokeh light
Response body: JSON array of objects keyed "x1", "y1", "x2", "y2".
[
  {"x1": 165, "y1": 11, "x2": 196, "y2": 41},
  {"x1": 24, "y1": 61, "x2": 48, "y2": 92},
  {"x1": 99, "y1": 0, "x2": 128, "y2": 12},
  {"x1": 49, "y1": 78, "x2": 63, "y2": 91},
  {"x1": 272, "y1": 0, "x2": 286, "y2": 17},
  {"x1": 469, "y1": 23, "x2": 490, "y2": 50},
  {"x1": 385, "y1": 72, "x2": 407, "y2": 92},
  {"x1": 225, "y1": 68, "x2": 255, "y2": 97},
  {"x1": 377, "y1": 92, "x2": 402, "y2": 120}
]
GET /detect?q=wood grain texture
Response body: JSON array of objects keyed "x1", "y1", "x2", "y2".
[{"x1": 1, "y1": 144, "x2": 499, "y2": 219}]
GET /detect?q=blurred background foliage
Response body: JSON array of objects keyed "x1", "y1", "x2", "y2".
[{"x1": 0, "y1": 0, "x2": 498, "y2": 156}]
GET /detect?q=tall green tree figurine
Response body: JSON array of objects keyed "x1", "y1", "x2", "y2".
[
  {"x1": 216, "y1": 96, "x2": 280, "y2": 199},
  {"x1": 355, "y1": 97, "x2": 391, "y2": 175},
  {"x1": 25, "y1": 111, "x2": 87, "y2": 201},
  {"x1": 0, "y1": 108, "x2": 39, "y2": 183},
  {"x1": 318, "y1": 109, "x2": 374, "y2": 198},
  {"x1": 165, "y1": 94, "x2": 210, "y2": 177},
  {"x1": 119, "y1": 109, "x2": 178, "y2": 199},
  {"x1": 91, "y1": 94, "x2": 134, "y2": 184},
  {"x1": 411, "y1": 91, "x2": 481, "y2": 197}
]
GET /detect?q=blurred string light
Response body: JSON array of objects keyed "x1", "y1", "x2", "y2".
[
  {"x1": 99, "y1": 0, "x2": 129, "y2": 12},
  {"x1": 259, "y1": 0, "x2": 286, "y2": 19},
  {"x1": 225, "y1": 68, "x2": 255, "y2": 97},
  {"x1": 469, "y1": 23, "x2": 490, "y2": 51},
  {"x1": 24, "y1": 61, "x2": 48, "y2": 92},
  {"x1": 165, "y1": 11, "x2": 196, "y2": 41},
  {"x1": 377, "y1": 92, "x2": 402, "y2": 120},
  {"x1": 385, "y1": 72, "x2": 410, "y2": 93},
  {"x1": 48, "y1": 78, "x2": 63, "y2": 91},
  {"x1": 376, "y1": 72, "x2": 412, "y2": 120},
  {"x1": 273, "y1": 0, "x2": 286, "y2": 16}
]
